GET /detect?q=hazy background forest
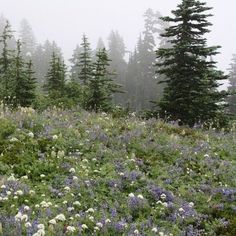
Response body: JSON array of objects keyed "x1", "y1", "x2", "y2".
[{"x1": 1, "y1": 0, "x2": 236, "y2": 113}]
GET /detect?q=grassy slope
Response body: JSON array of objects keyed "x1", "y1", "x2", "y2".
[{"x1": 0, "y1": 107, "x2": 235, "y2": 236}]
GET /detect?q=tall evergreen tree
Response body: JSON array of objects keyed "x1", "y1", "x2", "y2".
[
  {"x1": 14, "y1": 40, "x2": 36, "y2": 107},
  {"x1": 79, "y1": 34, "x2": 93, "y2": 85},
  {"x1": 125, "y1": 48, "x2": 139, "y2": 109},
  {"x1": 19, "y1": 18, "x2": 36, "y2": 59},
  {"x1": 228, "y1": 54, "x2": 236, "y2": 114},
  {"x1": 32, "y1": 40, "x2": 62, "y2": 87},
  {"x1": 0, "y1": 16, "x2": 16, "y2": 53},
  {"x1": 156, "y1": 0, "x2": 228, "y2": 127},
  {"x1": 44, "y1": 52, "x2": 66, "y2": 98},
  {"x1": 0, "y1": 20, "x2": 15, "y2": 104},
  {"x1": 87, "y1": 48, "x2": 120, "y2": 112},
  {"x1": 108, "y1": 30, "x2": 126, "y2": 105},
  {"x1": 125, "y1": 9, "x2": 163, "y2": 111},
  {"x1": 23, "y1": 60, "x2": 37, "y2": 106},
  {"x1": 69, "y1": 44, "x2": 82, "y2": 82},
  {"x1": 96, "y1": 37, "x2": 105, "y2": 51}
]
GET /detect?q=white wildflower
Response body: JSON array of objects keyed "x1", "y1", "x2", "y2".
[
  {"x1": 72, "y1": 176, "x2": 78, "y2": 181},
  {"x1": 134, "y1": 229, "x2": 139, "y2": 234},
  {"x1": 94, "y1": 226, "x2": 100, "y2": 231},
  {"x1": 51, "y1": 150, "x2": 56, "y2": 158},
  {"x1": 15, "y1": 212, "x2": 28, "y2": 222},
  {"x1": 24, "y1": 206, "x2": 30, "y2": 211},
  {"x1": 37, "y1": 224, "x2": 45, "y2": 230},
  {"x1": 66, "y1": 226, "x2": 76, "y2": 233},
  {"x1": 28, "y1": 132, "x2": 34, "y2": 138},
  {"x1": 86, "y1": 208, "x2": 95, "y2": 213},
  {"x1": 137, "y1": 194, "x2": 144, "y2": 199},
  {"x1": 81, "y1": 224, "x2": 88, "y2": 230},
  {"x1": 57, "y1": 150, "x2": 65, "y2": 158},
  {"x1": 73, "y1": 201, "x2": 81, "y2": 206},
  {"x1": 160, "y1": 193, "x2": 166, "y2": 200},
  {"x1": 15, "y1": 190, "x2": 23, "y2": 195},
  {"x1": 21, "y1": 175, "x2": 28, "y2": 180},
  {"x1": 96, "y1": 222, "x2": 103, "y2": 228},
  {"x1": 152, "y1": 227, "x2": 158, "y2": 233},
  {"x1": 10, "y1": 137, "x2": 18, "y2": 142},
  {"x1": 52, "y1": 135, "x2": 58, "y2": 140},
  {"x1": 49, "y1": 219, "x2": 57, "y2": 225},
  {"x1": 33, "y1": 229, "x2": 45, "y2": 236},
  {"x1": 189, "y1": 202, "x2": 194, "y2": 208},
  {"x1": 179, "y1": 207, "x2": 184, "y2": 212},
  {"x1": 64, "y1": 186, "x2": 71, "y2": 191},
  {"x1": 25, "y1": 222, "x2": 32, "y2": 228},
  {"x1": 128, "y1": 193, "x2": 135, "y2": 198},
  {"x1": 67, "y1": 207, "x2": 74, "y2": 212},
  {"x1": 105, "y1": 219, "x2": 111, "y2": 224},
  {"x1": 69, "y1": 168, "x2": 75, "y2": 173},
  {"x1": 162, "y1": 202, "x2": 168, "y2": 207},
  {"x1": 7, "y1": 175, "x2": 16, "y2": 181},
  {"x1": 55, "y1": 213, "x2": 66, "y2": 221}
]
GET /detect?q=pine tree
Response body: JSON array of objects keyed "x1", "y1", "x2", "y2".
[
  {"x1": 228, "y1": 54, "x2": 236, "y2": 114},
  {"x1": 14, "y1": 40, "x2": 36, "y2": 107},
  {"x1": 96, "y1": 37, "x2": 105, "y2": 51},
  {"x1": 156, "y1": 0, "x2": 228, "y2": 127},
  {"x1": 19, "y1": 18, "x2": 36, "y2": 59},
  {"x1": 79, "y1": 34, "x2": 93, "y2": 85},
  {"x1": 125, "y1": 48, "x2": 139, "y2": 109},
  {"x1": 44, "y1": 52, "x2": 66, "y2": 98},
  {"x1": 0, "y1": 16, "x2": 16, "y2": 53},
  {"x1": 0, "y1": 20, "x2": 15, "y2": 105},
  {"x1": 69, "y1": 44, "x2": 82, "y2": 82},
  {"x1": 108, "y1": 30, "x2": 126, "y2": 105},
  {"x1": 87, "y1": 48, "x2": 121, "y2": 112},
  {"x1": 125, "y1": 9, "x2": 162, "y2": 111},
  {"x1": 32, "y1": 40, "x2": 62, "y2": 87},
  {"x1": 23, "y1": 60, "x2": 36, "y2": 106}
]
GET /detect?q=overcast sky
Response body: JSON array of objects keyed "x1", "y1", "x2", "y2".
[{"x1": 0, "y1": 0, "x2": 236, "y2": 76}]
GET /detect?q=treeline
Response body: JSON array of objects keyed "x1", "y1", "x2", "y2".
[
  {"x1": 0, "y1": 21, "x2": 121, "y2": 112},
  {"x1": 1, "y1": 0, "x2": 236, "y2": 127},
  {"x1": 0, "y1": 10, "x2": 168, "y2": 111}
]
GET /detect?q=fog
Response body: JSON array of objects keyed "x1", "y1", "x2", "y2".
[{"x1": 1, "y1": 0, "x2": 236, "y2": 74}]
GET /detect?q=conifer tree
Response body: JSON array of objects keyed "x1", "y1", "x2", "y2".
[
  {"x1": 69, "y1": 44, "x2": 82, "y2": 82},
  {"x1": 87, "y1": 48, "x2": 121, "y2": 112},
  {"x1": 156, "y1": 0, "x2": 228, "y2": 126},
  {"x1": 0, "y1": 20, "x2": 15, "y2": 104},
  {"x1": 19, "y1": 18, "x2": 36, "y2": 59},
  {"x1": 125, "y1": 49, "x2": 139, "y2": 109},
  {"x1": 108, "y1": 30, "x2": 126, "y2": 105},
  {"x1": 23, "y1": 60, "x2": 36, "y2": 106},
  {"x1": 14, "y1": 40, "x2": 36, "y2": 107},
  {"x1": 228, "y1": 54, "x2": 236, "y2": 114},
  {"x1": 79, "y1": 34, "x2": 93, "y2": 85},
  {"x1": 44, "y1": 52, "x2": 66, "y2": 98},
  {"x1": 32, "y1": 40, "x2": 62, "y2": 87}
]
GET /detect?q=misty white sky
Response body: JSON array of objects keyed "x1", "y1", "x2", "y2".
[{"x1": 0, "y1": 0, "x2": 236, "y2": 78}]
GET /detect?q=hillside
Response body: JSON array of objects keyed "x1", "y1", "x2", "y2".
[{"x1": 0, "y1": 107, "x2": 235, "y2": 236}]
